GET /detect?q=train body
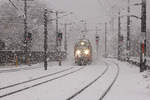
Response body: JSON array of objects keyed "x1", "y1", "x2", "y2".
[{"x1": 74, "y1": 38, "x2": 92, "y2": 65}]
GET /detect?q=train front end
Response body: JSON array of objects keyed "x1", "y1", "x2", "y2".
[{"x1": 74, "y1": 39, "x2": 92, "y2": 65}]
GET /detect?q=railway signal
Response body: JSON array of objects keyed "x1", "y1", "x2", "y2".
[
  {"x1": 140, "y1": 43, "x2": 146, "y2": 72},
  {"x1": 142, "y1": 43, "x2": 145, "y2": 54},
  {"x1": 57, "y1": 32, "x2": 63, "y2": 46},
  {"x1": 57, "y1": 32, "x2": 62, "y2": 40},
  {"x1": 119, "y1": 35, "x2": 124, "y2": 42},
  {"x1": 96, "y1": 35, "x2": 99, "y2": 45},
  {"x1": 26, "y1": 32, "x2": 32, "y2": 41}
]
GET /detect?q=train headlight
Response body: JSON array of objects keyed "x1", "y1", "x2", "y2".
[
  {"x1": 76, "y1": 50, "x2": 81, "y2": 56},
  {"x1": 84, "y1": 49, "x2": 89, "y2": 55},
  {"x1": 80, "y1": 42, "x2": 85, "y2": 45}
]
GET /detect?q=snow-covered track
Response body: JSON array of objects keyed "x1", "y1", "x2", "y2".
[
  {"x1": 0, "y1": 66, "x2": 86, "y2": 98},
  {"x1": 0, "y1": 67, "x2": 74, "y2": 90},
  {"x1": 0, "y1": 66, "x2": 41, "y2": 73},
  {"x1": 66, "y1": 61, "x2": 120, "y2": 100},
  {"x1": 99, "y1": 62, "x2": 120, "y2": 100},
  {"x1": 66, "y1": 62, "x2": 109, "y2": 100}
]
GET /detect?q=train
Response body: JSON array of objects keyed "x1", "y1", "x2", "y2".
[{"x1": 74, "y1": 38, "x2": 92, "y2": 65}]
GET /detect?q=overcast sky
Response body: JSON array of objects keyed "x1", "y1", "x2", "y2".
[
  {"x1": 46, "y1": 0, "x2": 103, "y2": 19},
  {"x1": 0, "y1": 0, "x2": 148, "y2": 27},
  {"x1": 41, "y1": 0, "x2": 139, "y2": 24},
  {"x1": 43, "y1": 0, "x2": 125, "y2": 21},
  {"x1": 0, "y1": 0, "x2": 143, "y2": 21}
]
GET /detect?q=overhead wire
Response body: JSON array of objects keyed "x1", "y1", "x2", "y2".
[{"x1": 8, "y1": 0, "x2": 19, "y2": 11}]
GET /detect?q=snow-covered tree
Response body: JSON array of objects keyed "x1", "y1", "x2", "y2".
[{"x1": 0, "y1": 0, "x2": 55, "y2": 51}]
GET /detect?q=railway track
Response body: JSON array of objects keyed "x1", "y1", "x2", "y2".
[
  {"x1": 99, "y1": 62, "x2": 120, "y2": 100},
  {"x1": 0, "y1": 67, "x2": 74, "y2": 90},
  {"x1": 0, "y1": 66, "x2": 86, "y2": 98},
  {"x1": 66, "y1": 61, "x2": 120, "y2": 100}
]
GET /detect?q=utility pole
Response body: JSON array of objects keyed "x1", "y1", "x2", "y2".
[
  {"x1": 55, "y1": 11, "x2": 62, "y2": 66},
  {"x1": 96, "y1": 26, "x2": 98, "y2": 58},
  {"x1": 126, "y1": 0, "x2": 147, "y2": 72},
  {"x1": 49, "y1": 10, "x2": 71, "y2": 65},
  {"x1": 44, "y1": 9, "x2": 48, "y2": 70},
  {"x1": 95, "y1": 26, "x2": 99, "y2": 59},
  {"x1": 55, "y1": 11, "x2": 61, "y2": 65},
  {"x1": 56, "y1": 11, "x2": 59, "y2": 48},
  {"x1": 141, "y1": 0, "x2": 146, "y2": 57},
  {"x1": 127, "y1": 0, "x2": 131, "y2": 61},
  {"x1": 22, "y1": 0, "x2": 33, "y2": 64},
  {"x1": 105, "y1": 22, "x2": 107, "y2": 58},
  {"x1": 64, "y1": 23, "x2": 72, "y2": 54},
  {"x1": 118, "y1": 11, "x2": 121, "y2": 60},
  {"x1": 24, "y1": 0, "x2": 28, "y2": 64},
  {"x1": 64, "y1": 23, "x2": 67, "y2": 53},
  {"x1": 140, "y1": 0, "x2": 147, "y2": 71}
]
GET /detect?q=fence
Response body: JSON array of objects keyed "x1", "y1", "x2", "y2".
[{"x1": 0, "y1": 50, "x2": 66, "y2": 66}]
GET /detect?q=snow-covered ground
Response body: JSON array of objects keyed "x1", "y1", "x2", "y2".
[
  {"x1": 0, "y1": 58, "x2": 150, "y2": 100},
  {"x1": 0, "y1": 62, "x2": 73, "y2": 87},
  {"x1": 105, "y1": 59, "x2": 150, "y2": 100}
]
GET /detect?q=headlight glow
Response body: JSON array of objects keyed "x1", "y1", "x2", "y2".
[
  {"x1": 84, "y1": 49, "x2": 89, "y2": 55},
  {"x1": 80, "y1": 42, "x2": 85, "y2": 45},
  {"x1": 76, "y1": 50, "x2": 81, "y2": 55}
]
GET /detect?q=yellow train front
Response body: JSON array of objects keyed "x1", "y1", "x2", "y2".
[{"x1": 74, "y1": 38, "x2": 92, "y2": 65}]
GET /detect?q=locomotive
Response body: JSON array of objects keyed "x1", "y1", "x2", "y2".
[{"x1": 74, "y1": 38, "x2": 92, "y2": 65}]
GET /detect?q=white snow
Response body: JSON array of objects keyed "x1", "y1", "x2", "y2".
[
  {"x1": 104, "y1": 59, "x2": 150, "y2": 100},
  {"x1": 72, "y1": 60, "x2": 118, "y2": 100},
  {"x1": 0, "y1": 58, "x2": 150, "y2": 100}
]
